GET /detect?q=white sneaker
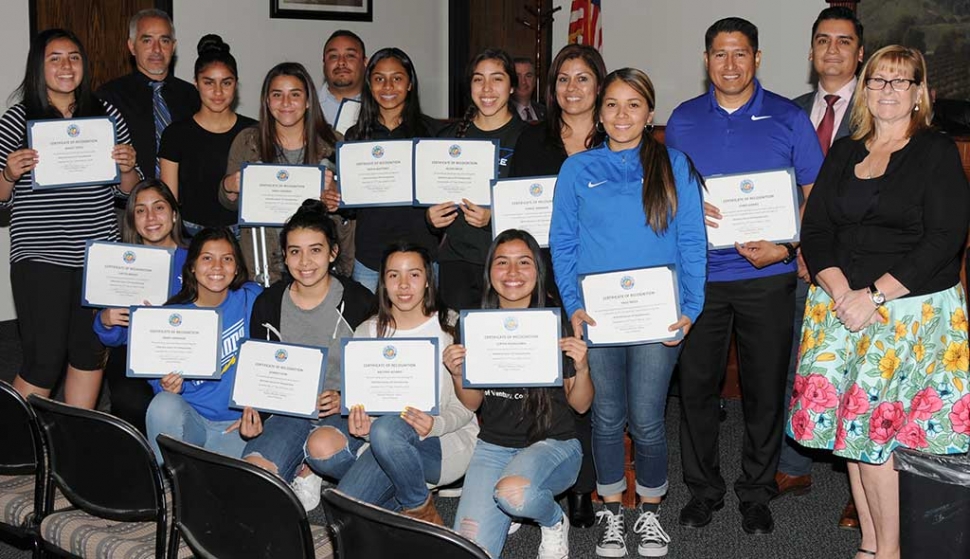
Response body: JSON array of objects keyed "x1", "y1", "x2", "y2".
[
  {"x1": 632, "y1": 510, "x2": 669, "y2": 557},
  {"x1": 290, "y1": 472, "x2": 322, "y2": 511},
  {"x1": 537, "y1": 514, "x2": 570, "y2": 559},
  {"x1": 595, "y1": 509, "x2": 627, "y2": 557}
]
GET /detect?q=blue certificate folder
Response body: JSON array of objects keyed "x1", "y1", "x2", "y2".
[
  {"x1": 228, "y1": 339, "x2": 328, "y2": 420},
  {"x1": 340, "y1": 337, "x2": 440, "y2": 416},
  {"x1": 81, "y1": 240, "x2": 176, "y2": 308},
  {"x1": 460, "y1": 308, "x2": 563, "y2": 388},
  {"x1": 336, "y1": 139, "x2": 416, "y2": 208},
  {"x1": 237, "y1": 162, "x2": 326, "y2": 227},
  {"x1": 26, "y1": 116, "x2": 121, "y2": 190},
  {"x1": 577, "y1": 265, "x2": 684, "y2": 347},
  {"x1": 702, "y1": 167, "x2": 801, "y2": 250},
  {"x1": 125, "y1": 306, "x2": 223, "y2": 379}
]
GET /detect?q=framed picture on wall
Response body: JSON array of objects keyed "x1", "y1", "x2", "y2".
[{"x1": 270, "y1": 0, "x2": 372, "y2": 21}]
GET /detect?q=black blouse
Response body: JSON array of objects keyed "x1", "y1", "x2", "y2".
[{"x1": 801, "y1": 129, "x2": 969, "y2": 297}]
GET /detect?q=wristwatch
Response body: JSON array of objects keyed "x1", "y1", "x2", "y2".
[
  {"x1": 780, "y1": 243, "x2": 797, "y2": 265},
  {"x1": 868, "y1": 284, "x2": 886, "y2": 307}
]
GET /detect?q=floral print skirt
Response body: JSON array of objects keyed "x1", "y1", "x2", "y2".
[{"x1": 786, "y1": 284, "x2": 970, "y2": 464}]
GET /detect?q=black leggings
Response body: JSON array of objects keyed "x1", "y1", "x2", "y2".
[{"x1": 104, "y1": 345, "x2": 153, "y2": 435}]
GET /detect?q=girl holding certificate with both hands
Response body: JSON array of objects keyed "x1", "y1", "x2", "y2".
[
  {"x1": 93, "y1": 179, "x2": 189, "y2": 434},
  {"x1": 241, "y1": 200, "x2": 374, "y2": 511},
  {"x1": 549, "y1": 68, "x2": 707, "y2": 558},
  {"x1": 445, "y1": 229, "x2": 593, "y2": 559},
  {"x1": 426, "y1": 49, "x2": 527, "y2": 312},
  {"x1": 1, "y1": 29, "x2": 140, "y2": 409},
  {"x1": 301, "y1": 242, "x2": 478, "y2": 525},
  {"x1": 217, "y1": 62, "x2": 352, "y2": 283},
  {"x1": 144, "y1": 227, "x2": 263, "y2": 463}
]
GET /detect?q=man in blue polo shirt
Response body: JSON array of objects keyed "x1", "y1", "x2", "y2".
[{"x1": 665, "y1": 17, "x2": 823, "y2": 536}]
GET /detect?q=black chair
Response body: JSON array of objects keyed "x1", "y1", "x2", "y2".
[
  {"x1": 0, "y1": 380, "x2": 48, "y2": 553},
  {"x1": 321, "y1": 488, "x2": 491, "y2": 559},
  {"x1": 28, "y1": 395, "x2": 184, "y2": 559},
  {"x1": 156, "y1": 434, "x2": 333, "y2": 559}
]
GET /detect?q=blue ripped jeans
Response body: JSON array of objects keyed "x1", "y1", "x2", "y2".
[{"x1": 453, "y1": 438, "x2": 580, "y2": 559}]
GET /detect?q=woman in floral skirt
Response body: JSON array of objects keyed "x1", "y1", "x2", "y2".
[{"x1": 788, "y1": 45, "x2": 970, "y2": 559}]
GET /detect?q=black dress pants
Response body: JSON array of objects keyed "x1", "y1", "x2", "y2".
[{"x1": 678, "y1": 273, "x2": 796, "y2": 505}]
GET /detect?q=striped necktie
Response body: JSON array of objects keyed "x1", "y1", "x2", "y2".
[{"x1": 152, "y1": 80, "x2": 171, "y2": 177}]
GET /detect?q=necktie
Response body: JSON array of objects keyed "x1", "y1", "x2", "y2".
[
  {"x1": 152, "y1": 81, "x2": 172, "y2": 177},
  {"x1": 524, "y1": 106, "x2": 535, "y2": 121},
  {"x1": 815, "y1": 94, "x2": 839, "y2": 157}
]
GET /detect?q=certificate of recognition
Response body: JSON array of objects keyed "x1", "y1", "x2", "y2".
[
  {"x1": 82, "y1": 241, "x2": 174, "y2": 308},
  {"x1": 461, "y1": 308, "x2": 562, "y2": 388},
  {"x1": 413, "y1": 139, "x2": 498, "y2": 206},
  {"x1": 336, "y1": 140, "x2": 414, "y2": 207},
  {"x1": 703, "y1": 168, "x2": 800, "y2": 249},
  {"x1": 334, "y1": 98, "x2": 361, "y2": 135},
  {"x1": 127, "y1": 307, "x2": 221, "y2": 379},
  {"x1": 579, "y1": 266, "x2": 683, "y2": 346},
  {"x1": 490, "y1": 176, "x2": 556, "y2": 247},
  {"x1": 27, "y1": 117, "x2": 119, "y2": 190},
  {"x1": 238, "y1": 163, "x2": 325, "y2": 226},
  {"x1": 230, "y1": 340, "x2": 327, "y2": 419},
  {"x1": 341, "y1": 338, "x2": 439, "y2": 415}
]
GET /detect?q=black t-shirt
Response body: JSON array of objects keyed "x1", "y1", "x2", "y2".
[
  {"x1": 158, "y1": 115, "x2": 257, "y2": 227},
  {"x1": 508, "y1": 123, "x2": 567, "y2": 178},
  {"x1": 457, "y1": 313, "x2": 579, "y2": 448},
  {"x1": 436, "y1": 115, "x2": 528, "y2": 265},
  {"x1": 344, "y1": 115, "x2": 445, "y2": 269}
]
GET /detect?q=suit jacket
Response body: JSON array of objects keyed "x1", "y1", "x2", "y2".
[
  {"x1": 513, "y1": 99, "x2": 546, "y2": 122},
  {"x1": 793, "y1": 90, "x2": 853, "y2": 141}
]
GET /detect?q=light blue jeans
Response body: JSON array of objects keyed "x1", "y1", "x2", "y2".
[
  {"x1": 243, "y1": 414, "x2": 346, "y2": 483},
  {"x1": 588, "y1": 343, "x2": 680, "y2": 498},
  {"x1": 325, "y1": 415, "x2": 442, "y2": 510},
  {"x1": 352, "y1": 260, "x2": 380, "y2": 294},
  {"x1": 453, "y1": 438, "x2": 581, "y2": 559},
  {"x1": 145, "y1": 391, "x2": 246, "y2": 464}
]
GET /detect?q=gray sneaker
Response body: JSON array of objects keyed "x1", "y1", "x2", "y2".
[
  {"x1": 633, "y1": 510, "x2": 669, "y2": 557},
  {"x1": 595, "y1": 509, "x2": 627, "y2": 557}
]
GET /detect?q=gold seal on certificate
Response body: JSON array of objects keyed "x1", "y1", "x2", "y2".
[
  {"x1": 413, "y1": 139, "x2": 498, "y2": 206},
  {"x1": 490, "y1": 176, "x2": 556, "y2": 247},
  {"x1": 703, "y1": 168, "x2": 800, "y2": 249},
  {"x1": 230, "y1": 340, "x2": 327, "y2": 419},
  {"x1": 27, "y1": 117, "x2": 119, "y2": 189},
  {"x1": 238, "y1": 163, "x2": 325, "y2": 226},
  {"x1": 580, "y1": 266, "x2": 683, "y2": 346},
  {"x1": 82, "y1": 241, "x2": 174, "y2": 308},
  {"x1": 461, "y1": 308, "x2": 562, "y2": 387},
  {"x1": 336, "y1": 140, "x2": 414, "y2": 207},
  {"x1": 127, "y1": 307, "x2": 222, "y2": 379},
  {"x1": 341, "y1": 338, "x2": 440, "y2": 415}
]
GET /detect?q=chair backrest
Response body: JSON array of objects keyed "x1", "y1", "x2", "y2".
[
  {"x1": 28, "y1": 395, "x2": 166, "y2": 522},
  {"x1": 156, "y1": 434, "x2": 317, "y2": 559},
  {"x1": 0, "y1": 381, "x2": 41, "y2": 475},
  {"x1": 321, "y1": 489, "x2": 491, "y2": 559}
]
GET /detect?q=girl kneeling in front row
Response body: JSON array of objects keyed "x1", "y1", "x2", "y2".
[{"x1": 447, "y1": 229, "x2": 593, "y2": 559}]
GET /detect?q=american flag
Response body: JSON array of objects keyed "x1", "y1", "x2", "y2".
[{"x1": 568, "y1": 0, "x2": 602, "y2": 51}]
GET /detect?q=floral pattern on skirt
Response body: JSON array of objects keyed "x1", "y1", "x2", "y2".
[{"x1": 786, "y1": 284, "x2": 970, "y2": 464}]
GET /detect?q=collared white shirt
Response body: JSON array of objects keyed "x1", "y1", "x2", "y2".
[
  {"x1": 809, "y1": 77, "x2": 857, "y2": 147},
  {"x1": 318, "y1": 83, "x2": 361, "y2": 125}
]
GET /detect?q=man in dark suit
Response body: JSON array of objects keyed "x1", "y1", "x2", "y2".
[
  {"x1": 99, "y1": 9, "x2": 200, "y2": 179},
  {"x1": 512, "y1": 57, "x2": 546, "y2": 122},
  {"x1": 776, "y1": 5, "x2": 864, "y2": 531}
]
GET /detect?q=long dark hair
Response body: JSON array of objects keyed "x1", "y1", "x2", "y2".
[
  {"x1": 258, "y1": 62, "x2": 337, "y2": 164},
  {"x1": 374, "y1": 242, "x2": 451, "y2": 338},
  {"x1": 167, "y1": 227, "x2": 249, "y2": 305},
  {"x1": 455, "y1": 49, "x2": 518, "y2": 138},
  {"x1": 348, "y1": 48, "x2": 432, "y2": 141},
  {"x1": 279, "y1": 199, "x2": 339, "y2": 279},
  {"x1": 122, "y1": 178, "x2": 185, "y2": 247},
  {"x1": 545, "y1": 44, "x2": 607, "y2": 151},
  {"x1": 194, "y1": 34, "x2": 238, "y2": 79},
  {"x1": 16, "y1": 29, "x2": 105, "y2": 120},
  {"x1": 599, "y1": 68, "x2": 678, "y2": 234},
  {"x1": 482, "y1": 229, "x2": 554, "y2": 443}
]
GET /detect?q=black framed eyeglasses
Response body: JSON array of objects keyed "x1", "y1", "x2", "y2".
[{"x1": 864, "y1": 78, "x2": 919, "y2": 92}]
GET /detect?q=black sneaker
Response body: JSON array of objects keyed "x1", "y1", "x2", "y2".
[
  {"x1": 632, "y1": 509, "x2": 670, "y2": 557},
  {"x1": 595, "y1": 508, "x2": 627, "y2": 557}
]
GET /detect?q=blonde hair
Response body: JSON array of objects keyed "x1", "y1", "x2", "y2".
[{"x1": 849, "y1": 44, "x2": 932, "y2": 141}]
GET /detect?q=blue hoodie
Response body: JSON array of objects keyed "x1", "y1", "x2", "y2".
[{"x1": 550, "y1": 143, "x2": 707, "y2": 322}]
